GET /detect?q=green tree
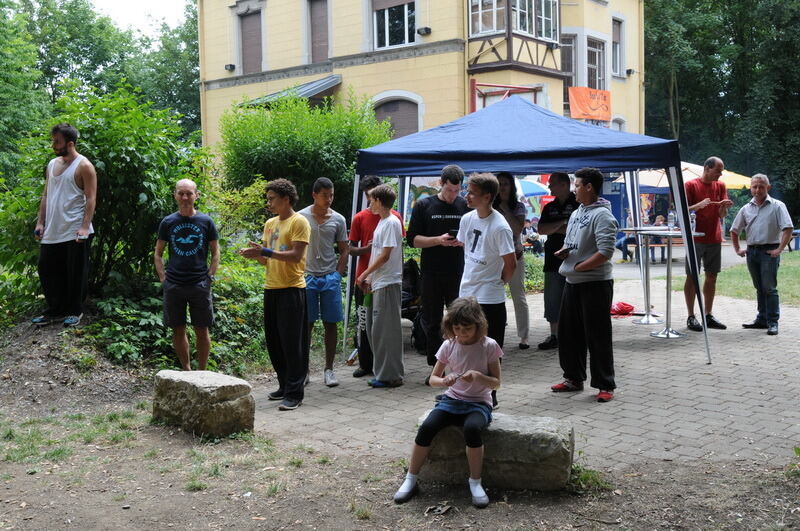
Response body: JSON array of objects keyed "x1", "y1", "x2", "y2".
[
  {"x1": 18, "y1": 0, "x2": 143, "y2": 102},
  {"x1": 134, "y1": 1, "x2": 200, "y2": 138},
  {"x1": 0, "y1": 85, "x2": 209, "y2": 296},
  {"x1": 219, "y1": 93, "x2": 392, "y2": 217},
  {"x1": 0, "y1": 0, "x2": 50, "y2": 180},
  {"x1": 735, "y1": 0, "x2": 800, "y2": 217}
]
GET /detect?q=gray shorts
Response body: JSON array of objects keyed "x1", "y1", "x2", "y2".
[
  {"x1": 543, "y1": 271, "x2": 566, "y2": 323},
  {"x1": 685, "y1": 242, "x2": 722, "y2": 274},
  {"x1": 163, "y1": 277, "x2": 214, "y2": 328}
]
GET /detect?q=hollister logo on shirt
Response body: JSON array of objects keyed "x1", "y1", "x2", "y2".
[{"x1": 170, "y1": 223, "x2": 205, "y2": 256}]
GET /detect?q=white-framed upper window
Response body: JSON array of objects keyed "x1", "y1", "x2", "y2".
[
  {"x1": 374, "y1": 1, "x2": 415, "y2": 49},
  {"x1": 535, "y1": 0, "x2": 558, "y2": 42},
  {"x1": 587, "y1": 37, "x2": 606, "y2": 90},
  {"x1": 513, "y1": 0, "x2": 533, "y2": 35},
  {"x1": 470, "y1": 0, "x2": 507, "y2": 35},
  {"x1": 611, "y1": 18, "x2": 623, "y2": 77}
]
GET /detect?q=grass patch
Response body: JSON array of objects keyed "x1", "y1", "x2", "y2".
[
  {"x1": 787, "y1": 447, "x2": 800, "y2": 479},
  {"x1": 3, "y1": 427, "x2": 48, "y2": 463},
  {"x1": 569, "y1": 463, "x2": 612, "y2": 493},
  {"x1": 185, "y1": 479, "x2": 208, "y2": 492},
  {"x1": 109, "y1": 430, "x2": 136, "y2": 444},
  {"x1": 65, "y1": 413, "x2": 86, "y2": 421},
  {"x1": 20, "y1": 417, "x2": 58, "y2": 427},
  {"x1": 670, "y1": 249, "x2": 800, "y2": 306},
  {"x1": 317, "y1": 456, "x2": 331, "y2": 465},
  {"x1": 112, "y1": 494, "x2": 126, "y2": 502},
  {"x1": 135, "y1": 401, "x2": 149, "y2": 411},
  {"x1": 106, "y1": 412, "x2": 120, "y2": 422},
  {"x1": 43, "y1": 446, "x2": 73, "y2": 461},
  {"x1": 0, "y1": 473, "x2": 12, "y2": 480},
  {"x1": 75, "y1": 353, "x2": 97, "y2": 372},
  {"x1": 206, "y1": 462, "x2": 223, "y2": 478},
  {"x1": 349, "y1": 501, "x2": 372, "y2": 520},
  {"x1": 295, "y1": 444, "x2": 315, "y2": 454},
  {"x1": 287, "y1": 457, "x2": 303, "y2": 468},
  {"x1": 265, "y1": 481, "x2": 284, "y2": 497},
  {"x1": 143, "y1": 449, "x2": 159, "y2": 459},
  {"x1": 120, "y1": 410, "x2": 137, "y2": 419},
  {"x1": 362, "y1": 473, "x2": 383, "y2": 483}
]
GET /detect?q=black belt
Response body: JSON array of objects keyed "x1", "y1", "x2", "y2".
[{"x1": 748, "y1": 243, "x2": 778, "y2": 249}]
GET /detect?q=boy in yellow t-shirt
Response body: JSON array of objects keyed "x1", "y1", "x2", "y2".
[{"x1": 240, "y1": 179, "x2": 310, "y2": 411}]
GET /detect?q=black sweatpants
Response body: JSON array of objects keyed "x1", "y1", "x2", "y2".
[
  {"x1": 422, "y1": 270, "x2": 462, "y2": 365},
  {"x1": 37, "y1": 238, "x2": 91, "y2": 317},
  {"x1": 557, "y1": 280, "x2": 616, "y2": 390},
  {"x1": 480, "y1": 302, "x2": 506, "y2": 349},
  {"x1": 264, "y1": 288, "x2": 310, "y2": 402},
  {"x1": 415, "y1": 408, "x2": 488, "y2": 448},
  {"x1": 354, "y1": 287, "x2": 373, "y2": 373}
]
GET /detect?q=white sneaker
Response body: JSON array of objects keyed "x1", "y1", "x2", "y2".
[{"x1": 324, "y1": 369, "x2": 339, "y2": 387}]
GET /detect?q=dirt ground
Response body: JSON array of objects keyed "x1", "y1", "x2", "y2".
[{"x1": 1, "y1": 323, "x2": 798, "y2": 530}]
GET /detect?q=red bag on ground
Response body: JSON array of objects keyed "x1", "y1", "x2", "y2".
[{"x1": 610, "y1": 301, "x2": 634, "y2": 315}]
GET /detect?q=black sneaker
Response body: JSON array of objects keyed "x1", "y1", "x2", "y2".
[
  {"x1": 705, "y1": 314, "x2": 727, "y2": 330},
  {"x1": 267, "y1": 390, "x2": 284, "y2": 401},
  {"x1": 278, "y1": 398, "x2": 302, "y2": 411},
  {"x1": 352, "y1": 368, "x2": 372, "y2": 378},
  {"x1": 686, "y1": 315, "x2": 703, "y2": 332},
  {"x1": 537, "y1": 335, "x2": 558, "y2": 350}
]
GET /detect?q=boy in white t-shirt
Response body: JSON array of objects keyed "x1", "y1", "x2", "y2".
[
  {"x1": 356, "y1": 184, "x2": 404, "y2": 387},
  {"x1": 457, "y1": 173, "x2": 516, "y2": 407}
]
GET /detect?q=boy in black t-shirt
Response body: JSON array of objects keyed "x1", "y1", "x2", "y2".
[
  {"x1": 154, "y1": 179, "x2": 220, "y2": 370},
  {"x1": 406, "y1": 165, "x2": 470, "y2": 369},
  {"x1": 536, "y1": 172, "x2": 579, "y2": 350}
]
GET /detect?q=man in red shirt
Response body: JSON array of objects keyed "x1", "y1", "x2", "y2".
[
  {"x1": 683, "y1": 157, "x2": 734, "y2": 331},
  {"x1": 348, "y1": 176, "x2": 404, "y2": 378}
]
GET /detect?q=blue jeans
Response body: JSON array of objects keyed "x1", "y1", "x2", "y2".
[
  {"x1": 615, "y1": 235, "x2": 636, "y2": 260},
  {"x1": 746, "y1": 247, "x2": 781, "y2": 325}
]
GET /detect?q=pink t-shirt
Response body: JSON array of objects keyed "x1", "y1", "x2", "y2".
[{"x1": 436, "y1": 336, "x2": 503, "y2": 407}]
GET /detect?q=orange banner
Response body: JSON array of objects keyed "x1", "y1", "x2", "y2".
[{"x1": 568, "y1": 87, "x2": 611, "y2": 122}]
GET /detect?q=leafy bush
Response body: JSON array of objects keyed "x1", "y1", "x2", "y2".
[
  {"x1": 82, "y1": 250, "x2": 268, "y2": 376},
  {"x1": 523, "y1": 253, "x2": 545, "y2": 292},
  {"x1": 219, "y1": 92, "x2": 391, "y2": 217},
  {"x1": 1, "y1": 84, "x2": 210, "y2": 296}
]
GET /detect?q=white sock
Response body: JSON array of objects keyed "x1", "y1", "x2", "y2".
[
  {"x1": 468, "y1": 477, "x2": 486, "y2": 498},
  {"x1": 397, "y1": 472, "x2": 417, "y2": 494}
]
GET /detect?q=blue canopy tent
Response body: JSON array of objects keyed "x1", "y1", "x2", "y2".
[{"x1": 350, "y1": 96, "x2": 711, "y2": 363}]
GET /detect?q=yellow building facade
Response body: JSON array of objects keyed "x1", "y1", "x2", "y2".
[{"x1": 199, "y1": 0, "x2": 645, "y2": 148}]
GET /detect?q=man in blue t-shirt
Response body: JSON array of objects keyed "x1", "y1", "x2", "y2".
[{"x1": 154, "y1": 179, "x2": 220, "y2": 370}]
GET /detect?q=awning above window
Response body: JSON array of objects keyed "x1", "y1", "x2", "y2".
[{"x1": 244, "y1": 74, "x2": 342, "y2": 107}]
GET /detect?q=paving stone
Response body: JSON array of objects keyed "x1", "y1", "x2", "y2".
[{"x1": 251, "y1": 256, "x2": 800, "y2": 470}]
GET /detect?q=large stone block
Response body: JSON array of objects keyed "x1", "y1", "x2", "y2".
[
  {"x1": 152, "y1": 370, "x2": 254, "y2": 437},
  {"x1": 417, "y1": 411, "x2": 574, "y2": 491}
]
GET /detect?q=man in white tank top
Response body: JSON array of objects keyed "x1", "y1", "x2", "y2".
[{"x1": 32, "y1": 123, "x2": 97, "y2": 327}]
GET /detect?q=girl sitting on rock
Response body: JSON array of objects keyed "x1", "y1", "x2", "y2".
[{"x1": 393, "y1": 296, "x2": 503, "y2": 508}]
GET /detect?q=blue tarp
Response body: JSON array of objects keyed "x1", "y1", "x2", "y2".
[{"x1": 356, "y1": 96, "x2": 680, "y2": 176}]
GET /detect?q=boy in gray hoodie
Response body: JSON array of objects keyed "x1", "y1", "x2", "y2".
[{"x1": 550, "y1": 168, "x2": 618, "y2": 402}]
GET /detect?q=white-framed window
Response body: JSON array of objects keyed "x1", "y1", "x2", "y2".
[
  {"x1": 587, "y1": 37, "x2": 605, "y2": 90},
  {"x1": 513, "y1": 0, "x2": 534, "y2": 35},
  {"x1": 535, "y1": 0, "x2": 558, "y2": 42},
  {"x1": 470, "y1": 0, "x2": 507, "y2": 35},
  {"x1": 560, "y1": 34, "x2": 575, "y2": 114},
  {"x1": 374, "y1": 1, "x2": 415, "y2": 49},
  {"x1": 611, "y1": 18, "x2": 623, "y2": 76}
]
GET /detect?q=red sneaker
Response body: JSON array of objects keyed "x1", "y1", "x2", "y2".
[
  {"x1": 596, "y1": 390, "x2": 614, "y2": 402},
  {"x1": 551, "y1": 379, "x2": 583, "y2": 392}
]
